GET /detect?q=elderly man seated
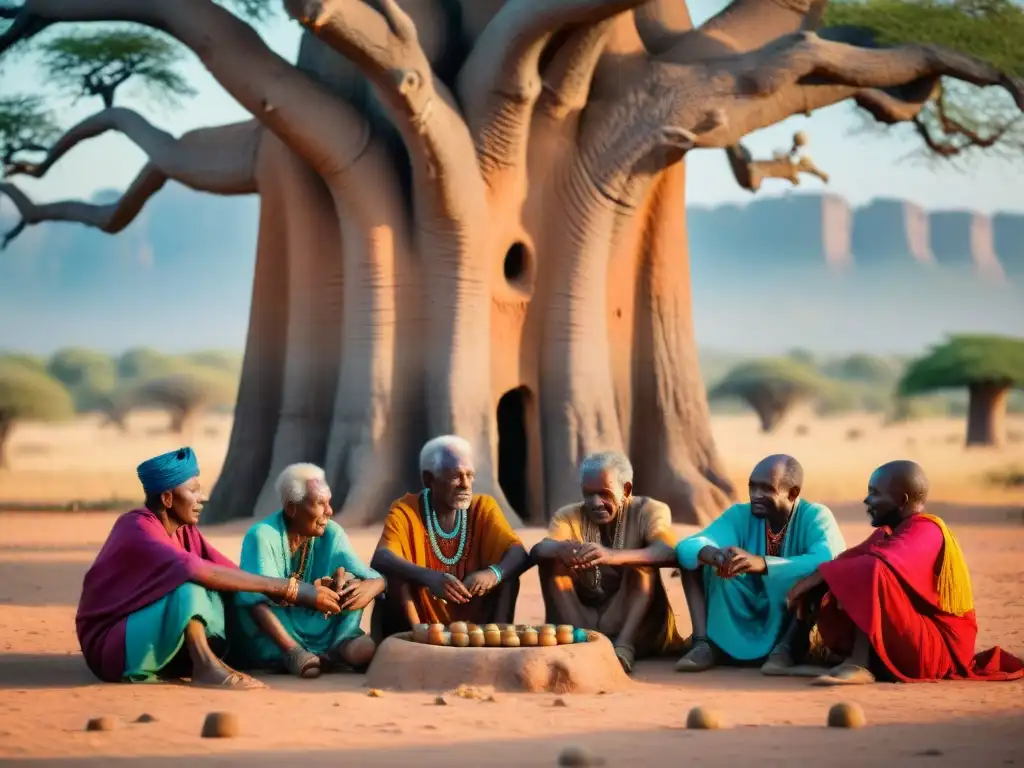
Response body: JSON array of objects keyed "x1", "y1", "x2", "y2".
[
  {"x1": 76, "y1": 448, "x2": 341, "y2": 690},
  {"x1": 788, "y1": 460, "x2": 1023, "y2": 686},
  {"x1": 233, "y1": 463, "x2": 384, "y2": 678},
  {"x1": 370, "y1": 435, "x2": 530, "y2": 638},
  {"x1": 675, "y1": 454, "x2": 846, "y2": 674},
  {"x1": 531, "y1": 451, "x2": 683, "y2": 674}
]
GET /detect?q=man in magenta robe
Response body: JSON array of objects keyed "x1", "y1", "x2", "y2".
[
  {"x1": 787, "y1": 459, "x2": 1024, "y2": 685},
  {"x1": 75, "y1": 447, "x2": 342, "y2": 688}
]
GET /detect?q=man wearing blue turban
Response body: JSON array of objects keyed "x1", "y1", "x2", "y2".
[{"x1": 75, "y1": 447, "x2": 343, "y2": 689}]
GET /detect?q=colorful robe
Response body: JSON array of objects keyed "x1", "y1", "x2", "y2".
[
  {"x1": 676, "y1": 499, "x2": 846, "y2": 661},
  {"x1": 75, "y1": 508, "x2": 236, "y2": 682},
  {"x1": 376, "y1": 493, "x2": 522, "y2": 625},
  {"x1": 547, "y1": 498, "x2": 684, "y2": 657},
  {"x1": 817, "y1": 513, "x2": 1024, "y2": 682},
  {"x1": 232, "y1": 512, "x2": 383, "y2": 667}
]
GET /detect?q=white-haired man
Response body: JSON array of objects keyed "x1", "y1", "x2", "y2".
[
  {"x1": 232, "y1": 463, "x2": 385, "y2": 678},
  {"x1": 370, "y1": 435, "x2": 530, "y2": 639},
  {"x1": 531, "y1": 451, "x2": 684, "y2": 674}
]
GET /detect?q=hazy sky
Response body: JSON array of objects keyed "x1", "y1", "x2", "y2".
[{"x1": 1, "y1": 0, "x2": 1022, "y2": 214}]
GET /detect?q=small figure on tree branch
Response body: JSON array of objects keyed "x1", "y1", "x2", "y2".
[{"x1": 726, "y1": 130, "x2": 830, "y2": 192}]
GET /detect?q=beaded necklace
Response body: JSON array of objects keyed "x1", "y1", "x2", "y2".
[
  {"x1": 579, "y1": 498, "x2": 630, "y2": 591},
  {"x1": 764, "y1": 500, "x2": 797, "y2": 558},
  {"x1": 281, "y1": 514, "x2": 312, "y2": 582},
  {"x1": 423, "y1": 488, "x2": 468, "y2": 567}
]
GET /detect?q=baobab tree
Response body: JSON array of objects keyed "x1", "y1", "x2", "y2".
[{"x1": 0, "y1": 0, "x2": 1021, "y2": 527}]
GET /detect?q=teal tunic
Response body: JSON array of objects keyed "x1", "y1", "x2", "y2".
[
  {"x1": 233, "y1": 511, "x2": 383, "y2": 668},
  {"x1": 675, "y1": 499, "x2": 846, "y2": 661},
  {"x1": 123, "y1": 582, "x2": 226, "y2": 682}
]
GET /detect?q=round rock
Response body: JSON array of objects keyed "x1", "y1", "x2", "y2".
[
  {"x1": 827, "y1": 702, "x2": 866, "y2": 729},
  {"x1": 365, "y1": 630, "x2": 630, "y2": 694},
  {"x1": 686, "y1": 706, "x2": 726, "y2": 730},
  {"x1": 85, "y1": 716, "x2": 117, "y2": 732},
  {"x1": 134, "y1": 713, "x2": 157, "y2": 723},
  {"x1": 201, "y1": 712, "x2": 241, "y2": 738}
]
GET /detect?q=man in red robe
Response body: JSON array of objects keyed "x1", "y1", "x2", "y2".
[{"x1": 786, "y1": 459, "x2": 1023, "y2": 685}]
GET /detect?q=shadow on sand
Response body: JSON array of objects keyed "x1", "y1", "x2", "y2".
[
  {"x1": 0, "y1": 560, "x2": 89, "y2": 606},
  {"x1": 0, "y1": 654, "x2": 97, "y2": 689}
]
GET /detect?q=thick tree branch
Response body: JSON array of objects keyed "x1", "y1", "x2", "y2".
[
  {"x1": 725, "y1": 133, "x2": 829, "y2": 192},
  {"x1": 284, "y1": 0, "x2": 483, "y2": 218},
  {"x1": 6, "y1": 109, "x2": 262, "y2": 196},
  {"x1": 699, "y1": 0, "x2": 827, "y2": 53},
  {"x1": 457, "y1": 0, "x2": 647, "y2": 181},
  {"x1": 0, "y1": 0, "x2": 369, "y2": 180},
  {"x1": 537, "y1": 19, "x2": 615, "y2": 120},
  {"x1": 0, "y1": 170, "x2": 165, "y2": 247}
]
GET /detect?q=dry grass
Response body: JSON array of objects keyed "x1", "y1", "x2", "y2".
[{"x1": 1, "y1": 409, "x2": 1022, "y2": 506}]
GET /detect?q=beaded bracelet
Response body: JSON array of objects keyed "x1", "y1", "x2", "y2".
[{"x1": 488, "y1": 564, "x2": 503, "y2": 583}]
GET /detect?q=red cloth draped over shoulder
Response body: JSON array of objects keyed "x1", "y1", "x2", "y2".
[
  {"x1": 817, "y1": 514, "x2": 1023, "y2": 682},
  {"x1": 75, "y1": 508, "x2": 237, "y2": 682}
]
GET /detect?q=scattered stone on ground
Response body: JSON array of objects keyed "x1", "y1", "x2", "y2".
[
  {"x1": 686, "y1": 706, "x2": 726, "y2": 729},
  {"x1": 916, "y1": 748, "x2": 944, "y2": 757},
  {"x1": 367, "y1": 688, "x2": 383, "y2": 697},
  {"x1": 434, "y1": 695, "x2": 448, "y2": 706},
  {"x1": 134, "y1": 713, "x2": 157, "y2": 723},
  {"x1": 827, "y1": 702, "x2": 866, "y2": 729},
  {"x1": 201, "y1": 712, "x2": 240, "y2": 738},
  {"x1": 557, "y1": 745, "x2": 605, "y2": 766},
  {"x1": 452, "y1": 684, "x2": 493, "y2": 700},
  {"x1": 553, "y1": 697, "x2": 568, "y2": 707},
  {"x1": 85, "y1": 716, "x2": 117, "y2": 732}
]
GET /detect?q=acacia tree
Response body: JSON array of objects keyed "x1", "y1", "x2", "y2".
[
  {"x1": 37, "y1": 27, "x2": 195, "y2": 108},
  {"x1": 0, "y1": 361, "x2": 74, "y2": 467},
  {"x1": 710, "y1": 358, "x2": 825, "y2": 432},
  {"x1": 0, "y1": 0, "x2": 1022, "y2": 527},
  {"x1": 0, "y1": 93, "x2": 58, "y2": 166},
  {"x1": 899, "y1": 334, "x2": 1024, "y2": 446}
]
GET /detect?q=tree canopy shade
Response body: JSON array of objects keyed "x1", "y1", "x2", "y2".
[
  {"x1": 899, "y1": 334, "x2": 1024, "y2": 445},
  {"x1": 106, "y1": 366, "x2": 240, "y2": 434},
  {"x1": 0, "y1": 0, "x2": 1022, "y2": 526},
  {"x1": 826, "y1": 0, "x2": 1024, "y2": 163},
  {"x1": 0, "y1": 361, "x2": 74, "y2": 467},
  {"x1": 710, "y1": 358, "x2": 827, "y2": 432},
  {"x1": 46, "y1": 347, "x2": 117, "y2": 411},
  {"x1": 36, "y1": 28, "x2": 195, "y2": 108},
  {"x1": 0, "y1": 93, "x2": 59, "y2": 165}
]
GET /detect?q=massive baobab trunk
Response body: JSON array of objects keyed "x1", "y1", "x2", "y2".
[{"x1": 2, "y1": 0, "x2": 1021, "y2": 526}]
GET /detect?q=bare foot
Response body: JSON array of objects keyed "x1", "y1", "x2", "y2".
[
  {"x1": 760, "y1": 642, "x2": 795, "y2": 675},
  {"x1": 675, "y1": 637, "x2": 715, "y2": 673},
  {"x1": 812, "y1": 663, "x2": 876, "y2": 686},
  {"x1": 192, "y1": 663, "x2": 267, "y2": 690}
]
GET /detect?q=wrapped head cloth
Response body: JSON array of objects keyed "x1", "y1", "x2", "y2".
[{"x1": 137, "y1": 447, "x2": 200, "y2": 496}]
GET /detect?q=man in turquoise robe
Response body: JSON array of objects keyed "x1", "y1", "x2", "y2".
[
  {"x1": 674, "y1": 454, "x2": 845, "y2": 673},
  {"x1": 233, "y1": 463, "x2": 386, "y2": 678}
]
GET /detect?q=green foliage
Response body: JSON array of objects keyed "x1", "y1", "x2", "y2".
[
  {"x1": 116, "y1": 347, "x2": 178, "y2": 382},
  {"x1": 180, "y1": 349, "x2": 243, "y2": 378},
  {"x1": 110, "y1": 365, "x2": 239, "y2": 433},
  {"x1": 37, "y1": 28, "x2": 196, "y2": 107},
  {"x1": 826, "y1": 0, "x2": 1024, "y2": 161},
  {"x1": 222, "y1": 0, "x2": 277, "y2": 21},
  {"x1": 984, "y1": 464, "x2": 1024, "y2": 488},
  {"x1": 0, "y1": 94, "x2": 60, "y2": 164},
  {"x1": 899, "y1": 334, "x2": 1024, "y2": 396},
  {"x1": 822, "y1": 353, "x2": 902, "y2": 384},
  {"x1": 0, "y1": 351, "x2": 47, "y2": 372},
  {"x1": 46, "y1": 347, "x2": 117, "y2": 412},
  {"x1": 710, "y1": 358, "x2": 827, "y2": 402},
  {"x1": 0, "y1": 362, "x2": 75, "y2": 423}
]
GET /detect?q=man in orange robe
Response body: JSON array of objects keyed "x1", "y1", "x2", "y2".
[
  {"x1": 787, "y1": 459, "x2": 1023, "y2": 685},
  {"x1": 370, "y1": 435, "x2": 531, "y2": 638}
]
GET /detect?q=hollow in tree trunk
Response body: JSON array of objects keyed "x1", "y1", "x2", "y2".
[{"x1": 965, "y1": 382, "x2": 1010, "y2": 447}]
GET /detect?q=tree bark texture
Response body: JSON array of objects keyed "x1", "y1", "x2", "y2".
[
  {"x1": 965, "y1": 382, "x2": 1009, "y2": 447},
  {"x1": 2, "y1": 0, "x2": 1020, "y2": 525}
]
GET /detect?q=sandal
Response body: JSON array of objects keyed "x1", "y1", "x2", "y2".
[
  {"x1": 812, "y1": 663, "x2": 876, "y2": 686},
  {"x1": 194, "y1": 669, "x2": 267, "y2": 690},
  {"x1": 284, "y1": 646, "x2": 322, "y2": 679},
  {"x1": 613, "y1": 644, "x2": 636, "y2": 675},
  {"x1": 675, "y1": 635, "x2": 715, "y2": 673}
]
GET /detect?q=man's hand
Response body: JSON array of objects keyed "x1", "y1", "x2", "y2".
[
  {"x1": 306, "y1": 584, "x2": 342, "y2": 615},
  {"x1": 571, "y1": 542, "x2": 616, "y2": 569},
  {"x1": 786, "y1": 570, "x2": 825, "y2": 618},
  {"x1": 698, "y1": 546, "x2": 729, "y2": 574},
  {"x1": 426, "y1": 571, "x2": 472, "y2": 604},
  {"x1": 337, "y1": 577, "x2": 386, "y2": 611},
  {"x1": 556, "y1": 540, "x2": 582, "y2": 568},
  {"x1": 462, "y1": 568, "x2": 499, "y2": 597},
  {"x1": 720, "y1": 547, "x2": 767, "y2": 578}
]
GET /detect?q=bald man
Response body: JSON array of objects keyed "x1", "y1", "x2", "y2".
[
  {"x1": 788, "y1": 460, "x2": 1024, "y2": 685},
  {"x1": 674, "y1": 455, "x2": 846, "y2": 673}
]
